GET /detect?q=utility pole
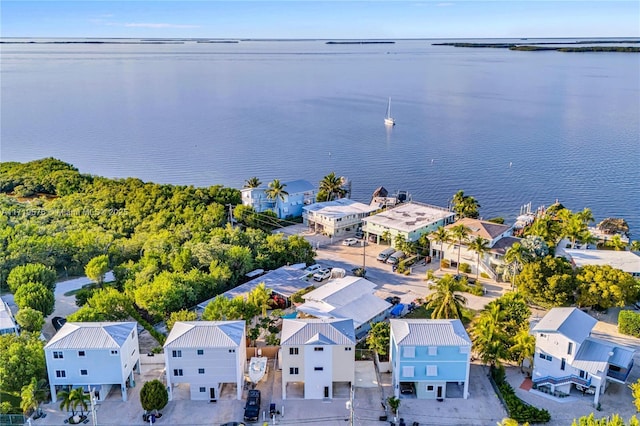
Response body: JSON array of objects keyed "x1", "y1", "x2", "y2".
[
  {"x1": 90, "y1": 388, "x2": 97, "y2": 426},
  {"x1": 345, "y1": 385, "x2": 354, "y2": 425}
]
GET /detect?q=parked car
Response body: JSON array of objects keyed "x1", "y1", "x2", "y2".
[
  {"x1": 243, "y1": 390, "x2": 261, "y2": 422},
  {"x1": 385, "y1": 296, "x2": 401, "y2": 305},
  {"x1": 386, "y1": 251, "x2": 405, "y2": 265},
  {"x1": 52, "y1": 316, "x2": 67, "y2": 331},
  {"x1": 342, "y1": 238, "x2": 359, "y2": 246},
  {"x1": 377, "y1": 248, "x2": 396, "y2": 262},
  {"x1": 400, "y1": 382, "x2": 415, "y2": 394},
  {"x1": 313, "y1": 268, "x2": 331, "y2": 282},
  {"x1": 304, "y1": 264, "x2": 322, "y2": 274},
  {"x1": 355, "y1": 230, "x2": 364, "y2": 239}
]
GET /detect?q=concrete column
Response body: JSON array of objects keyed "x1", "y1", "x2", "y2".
[
  {"x1": 463, "y1": 352, "x2": 471, "y2": 399},
  {"x1": 50, "y1": 383, "x2": 57, "y2": 403},
  {"x1": 121, "y1": 384, "x2": 127, "y2": 401}
]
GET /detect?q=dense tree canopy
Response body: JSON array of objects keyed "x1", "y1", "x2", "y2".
[
  {"x1": 85, "y1": 254, "x2": 109, "y2": 286},
  {"x1": 575, "y1": 265, "x2": 639, "y2": 309},
  {"x1": 515, "y1": 256, "x2": 575, "y2": 308},
  {"x1": 140, "y1": 380, "x2": 168, "y2": 414},
  {"x1": 15, "y1": 307, "x2": 45, "y2": 333},
  {"x1": 14, "y1": 282, "x2": 55, "y2": 316},
  {"x1": 0, "y1": 332, "x2": 46, "y2": 394},
  {"x1": 6, "y1": 263, "x2": 57, "y2": 293}
]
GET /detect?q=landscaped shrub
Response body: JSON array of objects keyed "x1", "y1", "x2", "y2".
[
  {"x1": 291, "y1": 286, "x2": 315, "y2": 304},
  {"x1": 459, "y1": 263, "x2": 471, "y2": 273},
  {"x1": 480, "y1": 272, "x2": 490, "y2": 279},
  {"x1": 465, "y1": 285, "x2": 484, "y2": 296},
  {"x1": 619, "y1": 310, "x2": 640, "y2": 337},
  {"x1": 440, "y1": 259, "x2": 450, "y2": 269},
  {"x1": 491, "y1": 366, "x2": 550, "y2": 423},
  {"x1": 396, "y1": 261, "x2": 407, "y2": 274}
]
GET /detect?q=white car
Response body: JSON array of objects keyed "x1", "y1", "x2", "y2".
[
  {"x1": 342, "y1": 238, "x2": 359, "y2": 246},
  {"x1": 313, "y1": 268, "x2": 331, "y2": 282},
  {"x1": 304, "y1": 264, "x2": 322, "y2": 274}
]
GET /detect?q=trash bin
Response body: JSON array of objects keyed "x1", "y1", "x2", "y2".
[{"x1": 149, "y1": 414, "x2": 156, "y2": 424}]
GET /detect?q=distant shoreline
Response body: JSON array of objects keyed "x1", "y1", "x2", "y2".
[{"x1": 433, "y1": 41, "x2": 640, "y2": 53}]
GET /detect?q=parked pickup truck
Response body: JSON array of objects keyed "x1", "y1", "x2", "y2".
[{"x1": 244, "y1": 390, "x2": 261, "y2": 422}]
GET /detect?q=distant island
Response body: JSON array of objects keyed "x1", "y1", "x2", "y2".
[
  {"x1": 433, "y1": 41, "x2": 640, "y2": 53},
  {"x1": 326, "y1": 41, "x2": 395, "y2": 45}
]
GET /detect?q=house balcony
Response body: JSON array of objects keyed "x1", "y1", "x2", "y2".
[{"x1": 607, "y1": 359, "x2": 634, "y2": 383}]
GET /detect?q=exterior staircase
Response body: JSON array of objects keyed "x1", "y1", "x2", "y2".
[{"x1": 533, "y1": 375, "x2": 591, "y2": 388}]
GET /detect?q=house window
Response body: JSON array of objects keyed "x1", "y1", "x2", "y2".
[
  {"x1": 55, "y1": 370, "x2": 66, "y2": 378},
  {"x1": 609, "y1": 365, "x2": 621, "y2": 372},
  {"x1": 289, "y1": 348, "x2": 299, "y2": 355},
  {"x1": 403, "y1": 347, "x2": 415, "y2": 358},
  {"x1": 539, "y1": 352, "x2": 551, "y2": 361},
  {"x1": 199, "y1": 387, "x2": 206, "y2": 393},
  {"x1": 229, "y1": 349, "x2": 235, "y2": 353},
  {"x1": 110, "y1": 350, "x2": 118, "y2": 355},
  {"x1": 289, "y1": 367, "x2": 299, "y2": 375},
  {"x1": 131, "y1": 330, "x2": 135, "y2": 339},
  {"x1": 427, "y1": 385, "x2": 434, "y2": 391},
  {"x1": 345, "y1": 347, "x2": 352, "y2": 351},
  {"x1": 198, "y1": 368, "x2": 205, "y2": 374},
  {"x1": 172, "y1": 350, "x2": 182, "y2": 358},
  {"x1": 197, "y1": 349, "x2": 204, "y2": 355},
  {"x1": 402, "y1": 366, "x2": 415, "y2": 378},
  {"x1": 80, "y1": 370, "x2": 88, "y2": 376},
  {"x1": 561, "y1": 358, "x2": 566, "y2": 371},
  {"x1": 53, "y1": 351, "x2": 63, "y2": 359},
  {"x1": 568, "y1": 342, "x2": 573, "y2": 355},
  {"x1": 427, "y1": 366, "x2": 437, "y2": 376},
  {"x1": 78, "y1": 351, "x2": 85, "y2": 357},
  {"x1": 173, "y1": 369, "x2": 183, "y2": 377},
  {"x1": 314, "y1": 347, "x2": 324, "y2": 352},
  {"x1": 579, "y1": 370, "x2": 589, "y2": 380},
  {"x1": 428, "y1": 347, "x2": 437, "y2": 356},
  {"x1": 131, "y1": 349, "x2": 136, "y2": 356},
  {"x1": 314, "y1": 367, "x2": 324, "y2": 371}
]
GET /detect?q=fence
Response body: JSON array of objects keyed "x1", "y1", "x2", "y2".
[{"x1": 0, "y1": 414, "x2": 26, "y2": 425}]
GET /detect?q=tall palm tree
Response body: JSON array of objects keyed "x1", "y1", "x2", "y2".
[
  {"x1": 265, "y1": 179, "x2": 288, "y2": 217},
  {"x1": 468, "y1": 236, "x2": 490, "y2": 279},
  {"x1": 607, "y1": 235, "x2": 627, "y2": 251},
  {"x1": 57, "y1": 389, "x2": 76, "y2": 417},
  {"x1": 247, "y1": 282, "x2": 272, "y2": 318},
  {"x1": 430, "y1": 226, "x2": 450, "y2": 261},
  {"x1": 510, "y1": 326, "x2": 536, "y2": 373},
  {"x1": 318, "y1": 172, "x2": 346, "y2": 201},
  {"x1": 470, "y1": 304, "x2": 508, "y2": 367},
  {"x1": 244, "y1": 177, "x2": 262, "y2": 188},
  {"x1": 449, "y1": 224, "x2": 470, "y2": 274},
  {"x1": 451, "y1": 190, "x2": 480, "y2": 219},
  {"x1": 70, "y1": 388, "x2": 89, "y2": 417},
  {"x1": 424, "y1": 274, "x2": 468, "y2": 319}
]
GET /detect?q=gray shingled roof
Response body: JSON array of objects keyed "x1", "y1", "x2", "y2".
[
  {"x1": 45, "y1": 322, "x2": 136, "y2": 350},
  {"x1": 390, "y1": 319, "x2": 471, "y2": 346},
  {"x1": 532, "y1": 308, "x2": 596, "y2": 344},
  {"x1": 280, "y1": 318, "x2": 355, "y2": 346},
  {"x1": 164, "y1": 321, "x2": 245, "y2": 348}
]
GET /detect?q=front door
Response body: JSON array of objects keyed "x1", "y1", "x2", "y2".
[
  {"x1": 324, "y1": 386, "x2": 329, "y2": 398},
  {"x1": 436, "y1": 386, "x2": 443, "y2": 399},
  {"x1": 209, "y1": 387, "x2": 216, "y2": 401}
]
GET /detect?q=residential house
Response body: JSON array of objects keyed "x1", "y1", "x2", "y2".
[
  {"x1": 241, "y1": 179, "x2": 316, "y2": 219},
  {"x1": 0, "y1": 296, "x2": 18, "y2": 335},
  {"x1": 363, "y1": 201, "x2": 455, "y2": 246},
  {"x1": 531, "y1": 308, "x2": 635, "y2": 404},
  {"x1": 164, "y1": 321, "x2": 246, "y2": 401},
  {"x1": 437, "y1": 218, "x2": 518, "y2": 280},
  {"x1": 559, "y1": 249, "x2": 640, "y2": 278},
  {"x1": 303, "y1": 198, "x2": 378, "y2": 238},
  {"x1": 45, "y1": 322, "x2": 140, "y2": 402},
  {"x1": 280, "y1": 318, "x2": 355, "y2": 399},
  {"x1": 296, "y1": 276, "x2": 392, "y2": 338},
  {"x1": 389, "y1": 319, "x2": 472, "y2": 400}
]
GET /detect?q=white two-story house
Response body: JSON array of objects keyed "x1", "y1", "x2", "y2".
[
  {"x1": 280, "y1": 318, "x2": 355, "y2": 400},
  {"x1": 390, "y1": 319, "x2": 472, "y2": 400},
  {"x1": 532, "y1": 308, "x2": 635, "y2": 405},
  {"x1": 164, "y1": 321, "x2": 246, "y2": 401},
  {"x1": 241, "y1": 179, "x2": 316, "y2": 219},
  {"x1": 45, "y1": 322, "x2": 140, "y2": 402}
]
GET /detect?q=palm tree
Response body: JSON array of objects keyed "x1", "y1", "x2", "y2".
[
  {"x1": 468, "y1": 236, "x2": 490, "y2": 280},
  {"x1": 510, "y1": 326, "x2": 536, "y2": 373},
  {"x1": 607, "y1": 235, "x2": 627, "y2": 251},
  {"x1": 244, "y1": 177, "x2": 262, "y2": 188},
  {"x1": 470, "y1": 305, "x2": 508, "y2": 367},
  {"x1": 318, "y1": 172, "x2": 346, "y2": 201},
  {"x1": 57, "y1": 388, "x2": 76, "y2": 417},
  {"x1": 503, "y1": 242, "x2": 528, "y2": 286},
  {"x1": 424, "y1": 274, "x2": 468, "y2": 319},
  {"x1": 451, "y1": 190, "x2": 480, "y2": 219},
  {"x1": 265, "y1": 179, "x2": 288, "y2": 217},
  {"x1": 430, "y1": 226, "x2": 450, "y2": 261},
  {"x1": 449, "y1": 224, "x2": 470, "y2": 274},
  {"x1": 247, "y1": 282, "x2": 272, "y2": 318},
  {"x1": 70, "y1": 388, "x2": 89, "y2": 417},
  {"x1": 631, "y1": 240, "x2": 640, "y2": 252}
]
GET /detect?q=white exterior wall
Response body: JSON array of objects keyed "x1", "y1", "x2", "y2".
[
  {"x1": 281, "y1": 346, "x2": 304, "y2": 399},
  {"x1": 303, "y1": 345, "x2": 333, "y2": 399},
  {"x1": 165, "y1": 341, "x2": 246, "y2": 401},
  {"x1": 46, "y1": 329, "x2": 140, "y2": 403},
  {"x1": 305, "y1": 212, "x2": 363, "y2": 237},
  {"x1": 332, "y1": 345, "x2": 355, "y2": 384}
]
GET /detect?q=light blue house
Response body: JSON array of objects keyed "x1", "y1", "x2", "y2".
[
  {"x1": 390, "y1": 319, "x2": 471, "y2": 400},
  {"x1": 241, "y1": 179, "x2": 316, "y2": 219}
]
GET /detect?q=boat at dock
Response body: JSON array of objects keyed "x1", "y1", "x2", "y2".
[{"x1": 248, "y1": 357, "x2": 268, "y2": 384}]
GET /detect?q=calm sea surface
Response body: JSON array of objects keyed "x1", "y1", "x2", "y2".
[{"x1": 1, "y1": 39, "x2": 639, "y2": 233}]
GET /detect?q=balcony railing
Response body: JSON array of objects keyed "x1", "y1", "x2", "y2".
[{"x1": 607, "y1": 359, "x2": 634, "y2": 383}]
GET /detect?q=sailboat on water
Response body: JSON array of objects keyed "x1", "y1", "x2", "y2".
[{"x1": 384, "y1": 97, "x2": 396, "y2": 126}]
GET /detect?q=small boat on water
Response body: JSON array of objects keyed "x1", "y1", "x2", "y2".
[
  {"x1": 384, "y1": 97, "x2": 395, "y2": 126},
  {"x1": 248, "y1": 357, "x2": 268, "y2": 384}
]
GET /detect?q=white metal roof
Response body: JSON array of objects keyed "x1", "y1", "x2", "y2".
[
  {"x1": 532, "y1": 308, "x2": 596, "y2": 343},
  {"x1": 363, "y1": 201, "x2": 454, "y2": 233},
  {"x1": 164, "y1": 321, "x2": 245, "y2": 348},
  {"x1": 296, "y1": 276, "x2": 391, "y2": 328},
  {"x1": 45, "y1": 322, "x2": 136, "y2": 350},
  {"x1": 280, "y1": 318, "x2": 355, "y2": 346},
  {"x1": 0, "y1": 297, "x2": 17, "y2": 333},
  {"x1": 572, "y1": 337, "x2": 635, "y2": 376},
  {"x1": 303, "y1": 198, "x2": 378, "y2": 219},
  {"x1": 562, "y1": 249, "x2": 640, "y2": 274},
  {"x1": 390, "y1": 319, "x2": 471, "y2": 347}
]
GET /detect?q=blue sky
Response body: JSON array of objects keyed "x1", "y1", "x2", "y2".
[{"x1": 2, "y1": 1, "x2": 639, "y2": 39}]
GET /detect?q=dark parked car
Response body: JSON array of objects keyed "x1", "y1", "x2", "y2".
[
  {"x1": 400, "y1": 382, "x2": 415, "y2": 394},
  {"x1": 385, "y1": 296, "x2": 401, "y2": 305},
  {"x1": 243, "y1": 390, "x2": 261, "y2": 422},
  {"x1": 52, "y1": 316, "x2": 67, "y2": 331}
]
